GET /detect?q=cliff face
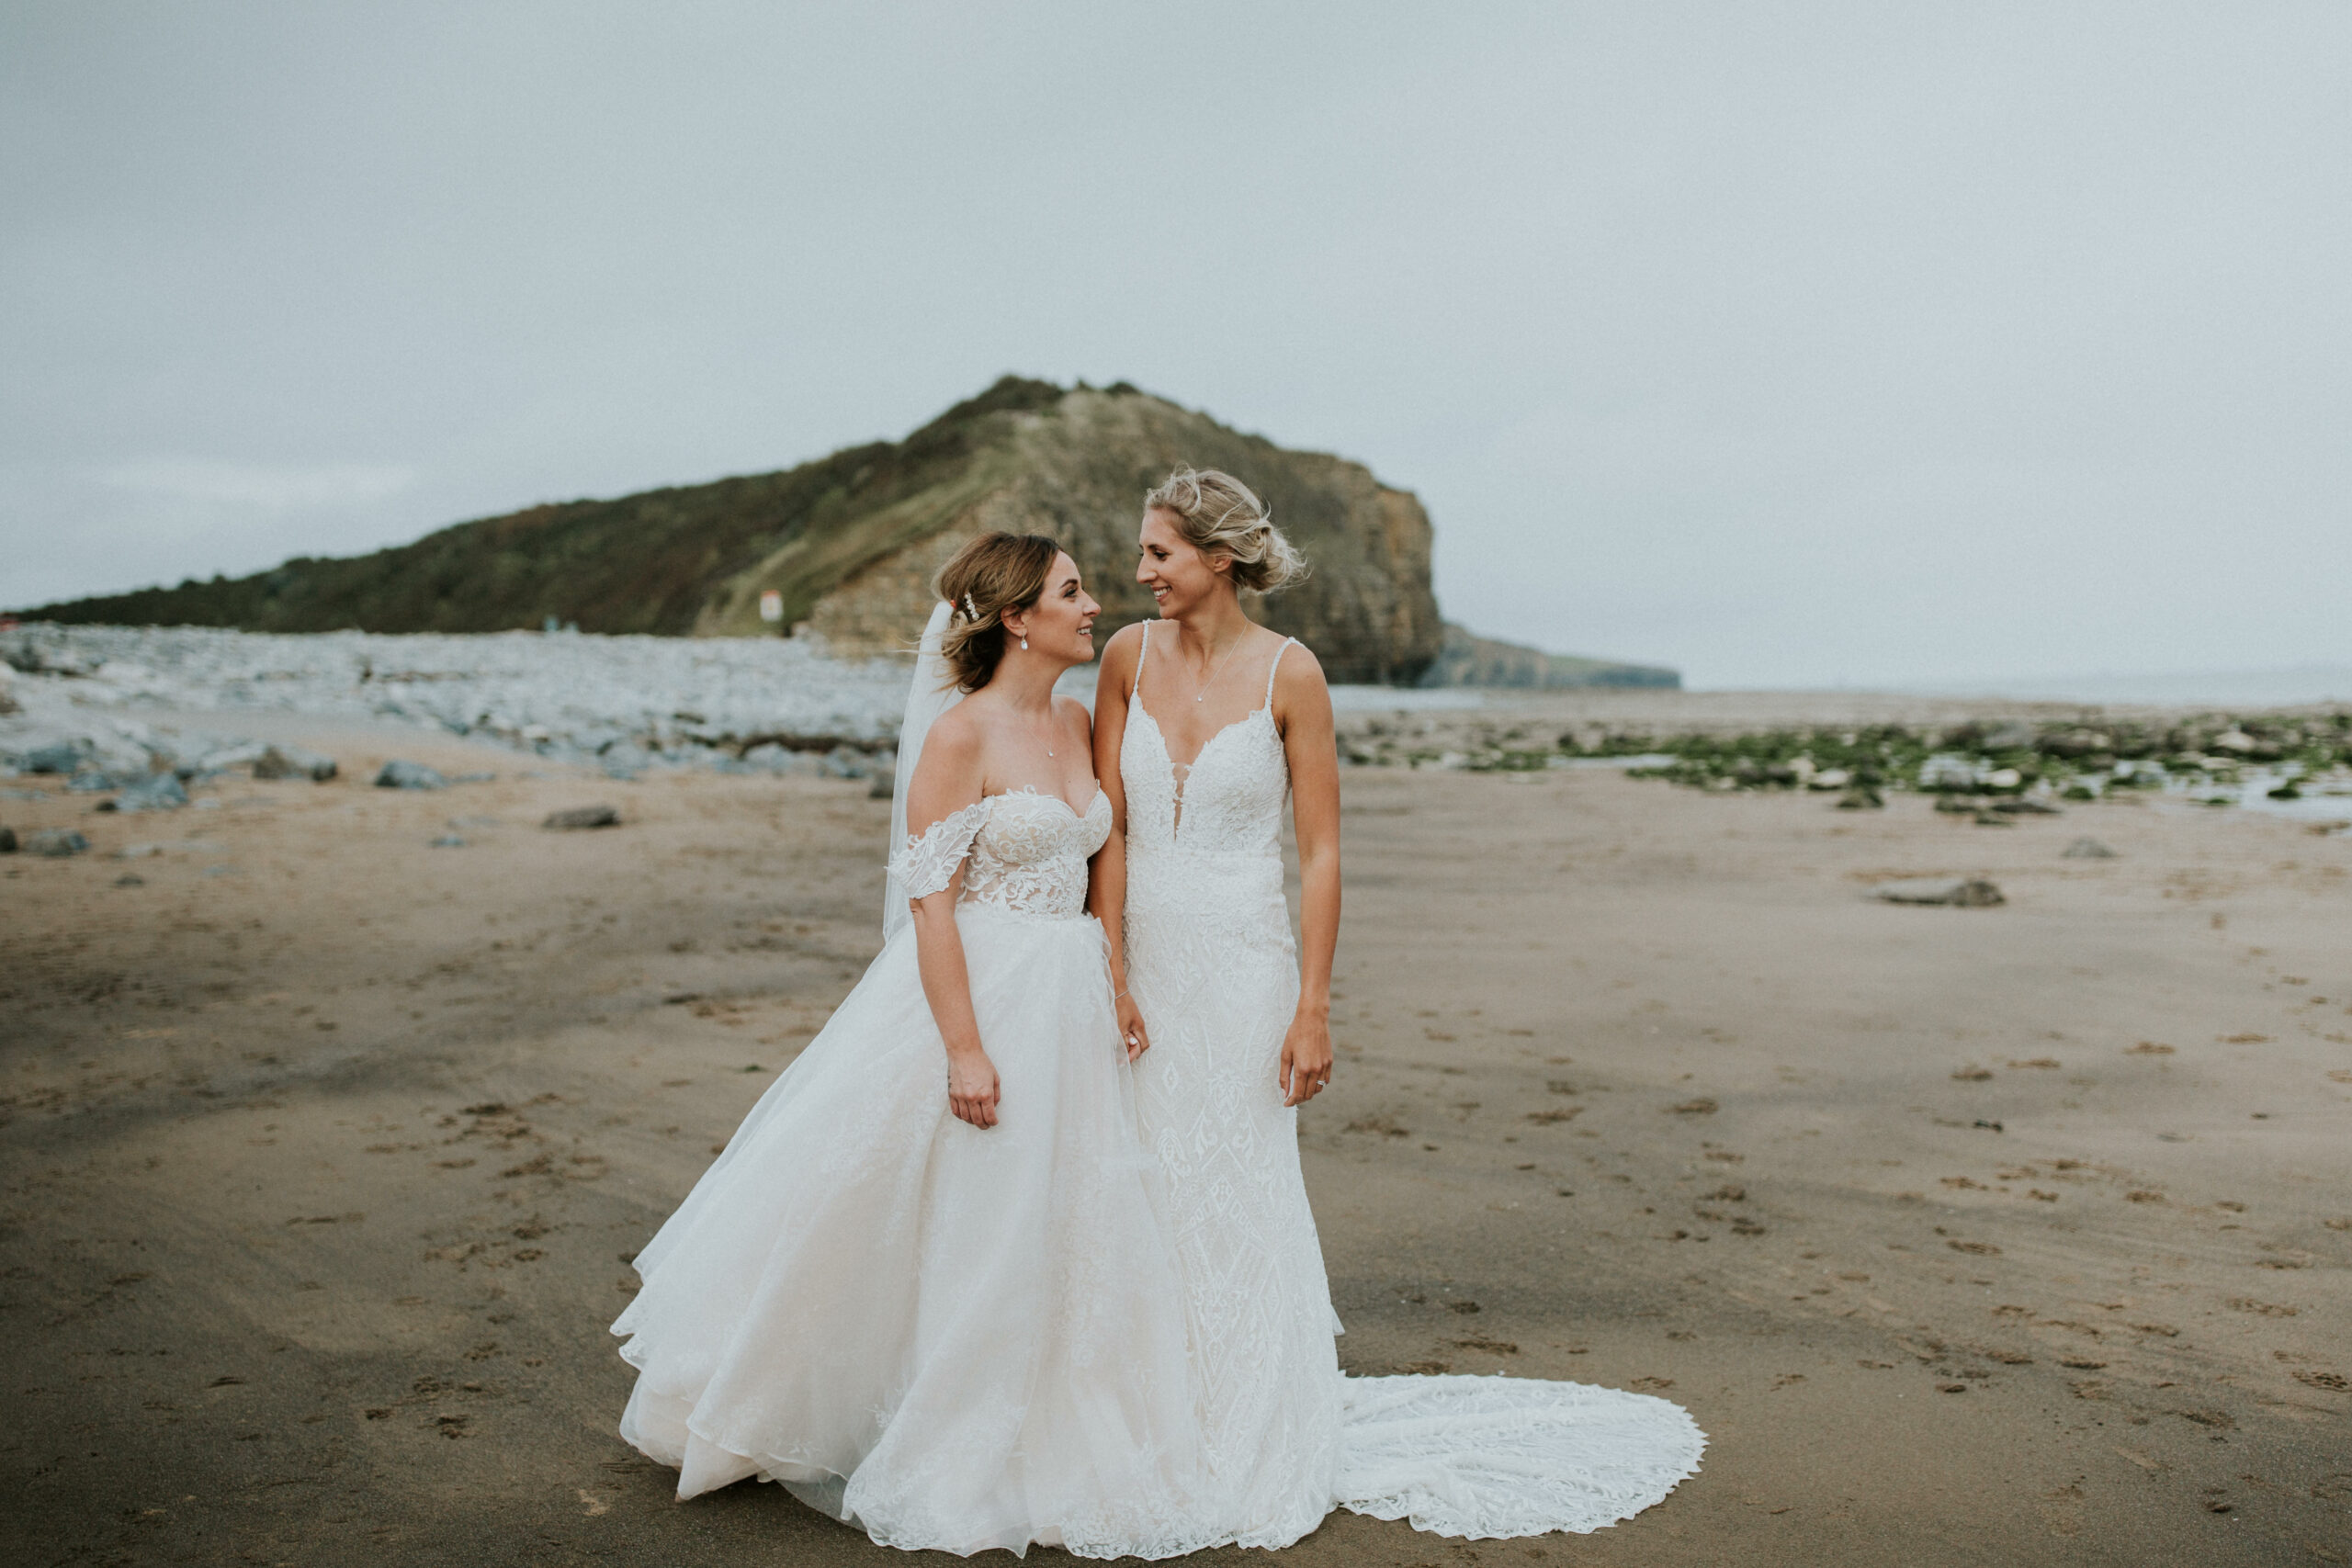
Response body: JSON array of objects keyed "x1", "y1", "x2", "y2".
[
  {"x1": 764, "y1": 386, "x2": 1443, "y2": 682},
  {"x1": 31, "y1": 378, "x2": 1444, "y2": 684}
]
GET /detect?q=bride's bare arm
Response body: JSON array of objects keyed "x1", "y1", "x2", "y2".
[
  {"x1": 1277, "y1": 644, "x2": 1340, "y2": 1107},
  {"x1": 1088, "y1": 626, "x2": 1151, "y2": 1061},
  {"x1": 903, "y1": 713, "x2": 1000, "y2": 1128}
]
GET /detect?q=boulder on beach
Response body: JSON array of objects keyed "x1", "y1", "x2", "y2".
[
  {"x1": 254, "y1": 744, "x2": 337, "y2": 782},
  {"x1": 1980, "y1": 721, "x2": 2037, "y2": 750},
  {"x1": 26, "y1": 828, "x2": 91, "y2": 857},
  {"x1": 0, "y1": 826, "x2": 16, "y2": 852},
  {"x1": 2063, "y1": 838, "x2": 2119, "y2": 859},
  {"x1": 543, "y1": 805, "x2": 619, "y2": 829},
  {"x1": 1835, "y1": 785, "x2": 1883, "y2": 810},
  {"x1": 1872, "y1": 877, "x2": 2006, "y2": 908},
  {"x1": 19, "y1": 739, "x2": 90, "y2": 775},
  {"x1": 109, "y1": 771, "x2": 189, "y2": 813},
  {"x1": 375, "y1": 760, "x2": 447, "y2": 790}
]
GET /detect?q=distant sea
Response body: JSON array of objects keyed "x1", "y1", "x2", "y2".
[
  {"x1": 1888, "y1": 665, "x2": 2352, "y2": 708},
  {"x1": 1341, "y1": 667, "x2": 2352, "y2": 711}
]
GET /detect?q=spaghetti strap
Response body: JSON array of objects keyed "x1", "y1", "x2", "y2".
[
  {"x1": 1135, "y1": 621, "x2": 1153, "y2": 690},
  {"x1": 1263, "y1": 637, "x2": 1295, "y2": 707}
]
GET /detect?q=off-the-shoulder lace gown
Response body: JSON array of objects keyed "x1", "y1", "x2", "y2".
[
  {"x1": 1120, "y1": 625, "x2": 1708, "y2": 1547},
  {"x1": 613, "y1": 786, "x2": 1225, "y2": 1560}
]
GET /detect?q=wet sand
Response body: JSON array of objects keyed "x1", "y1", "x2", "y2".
[{"x1": 3, "y1": 718, "x2": 2347, "y2": 1564}]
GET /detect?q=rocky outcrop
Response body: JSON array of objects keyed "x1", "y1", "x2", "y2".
[
  {"x1": 29, "y1": 378, "x2": 1446, "y2": 685},
  {"x1": 700, "y1": 383, "x2": 1443, "y2": 682}
]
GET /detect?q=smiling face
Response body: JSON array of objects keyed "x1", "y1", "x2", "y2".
[
  {"x1": 1006, "y1": 551, "x2": 1101, "y2": 665},
  {"x1": 1136, "y1": 505, "x2": 1231, "y2": 617}
]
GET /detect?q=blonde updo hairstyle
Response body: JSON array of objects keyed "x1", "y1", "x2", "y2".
[
  {"x1": 934, "y1": 531, "x2": 1061, "y2": 693},
  {"x1": 1144, "y1": 467, "x2": 1308, "y2": 593}
]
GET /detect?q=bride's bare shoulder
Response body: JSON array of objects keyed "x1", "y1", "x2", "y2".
[
  {"x1": 1051, "y1": 694, "x2": 1095, "y2": 745},
  {"x1": 1269, "y1": 637, "x2": 1331, "y2": 731},
  {"x1": 918, "y1": 700, "x2": 989, "y2": 765},
  {"x1": 1099, "y1": 622, "x2": 1148, "y2": 676},
  {"x1": 1271, "y1": 636, "x2": 1328, "y2": 690}
]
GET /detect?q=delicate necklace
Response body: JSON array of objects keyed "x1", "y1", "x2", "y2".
[{"x1": 1192, "y1": 630, "x2": 1248, "y2": 704}]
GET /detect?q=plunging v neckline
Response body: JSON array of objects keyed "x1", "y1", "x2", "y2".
[
  {"x1": 1131, "y1": 692, "x2": 1271, "y2": 778},
  {"x1": 1130, "y1": 623, "x2": 1293, "y2": 835},
  {"x1": 1131, "y1": 697, "x2": 1272, "y2": 834}
]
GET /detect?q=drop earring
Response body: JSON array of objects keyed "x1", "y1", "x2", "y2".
[{"x1": 1019, "y1": 633, "x2": 1028, "y2": 650}]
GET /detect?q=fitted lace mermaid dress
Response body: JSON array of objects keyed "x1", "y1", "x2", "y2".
[
  {"x1": 613, "y1": 786, "x2": 1225, "y2": 1560},
  {"x1": 1120, "y1": 626, "x2": 1708, "y2": 1545}
]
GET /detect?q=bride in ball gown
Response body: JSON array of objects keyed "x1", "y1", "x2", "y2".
[
  {"x1": 1092, "y1": 468, "x2": 1708, "y2": 1547},
  {"x1": 611, "y1": 533, "x2": 1227, "y2": 1559}
]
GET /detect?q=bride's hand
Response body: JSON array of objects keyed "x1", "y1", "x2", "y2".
[
  {"x1": 1115, "y1": 993, "x2": 1152, "y2": 1063},
  {"x1": 947, "y1": 1049, "x2": 1001, "y2": 1129},
  {"x1": 1280, "y1": 1013, "x2": 1334, "y2": 1107}
]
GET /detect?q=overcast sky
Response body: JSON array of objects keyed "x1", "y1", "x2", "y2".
[{"x1": 6, "y1": 2, "x2": 2347, "y2": 690}]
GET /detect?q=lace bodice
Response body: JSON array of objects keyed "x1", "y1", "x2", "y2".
[
  {"x1": 1122, "y1": 628, "x2": 1295, "y2": 858},
  {"x1": 888, "y1": 787, "x2": 1111, "y2": 920}
]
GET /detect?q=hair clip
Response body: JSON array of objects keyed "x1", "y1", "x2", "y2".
[{"x1": 961, "y1": 593, "x2": 978, "y2": 621}]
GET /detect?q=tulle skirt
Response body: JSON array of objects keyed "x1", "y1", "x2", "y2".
[{"x1": 613, "y1": 907, "x2": 1226, "y2": 1560}]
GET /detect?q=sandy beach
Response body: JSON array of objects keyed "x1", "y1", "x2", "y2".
[{"x1": 4, "y1": 701, "x2": 2347, "y2": 1565}]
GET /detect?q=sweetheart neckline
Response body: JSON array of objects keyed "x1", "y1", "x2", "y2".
[{"x1": 988, "y1": 783, "x2": 1108, "y2": 819}]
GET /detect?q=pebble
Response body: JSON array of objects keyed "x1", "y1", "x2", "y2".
[
  {"x1": 2063, "y1": 838, "x2": 2118, "y2": 859},
  {"x1": 1872, "y1": 877, "x2": 2006, "y2": 908},
  {"x1": 543, "y1": 805, "x2": 620, "y2": 830},
  {"x1": 26, "y1": 829, "x2": 90, "y2": 857}
]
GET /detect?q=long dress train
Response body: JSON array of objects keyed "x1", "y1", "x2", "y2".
[
  {"x1": 1119, "y1": 625, "x2": 1707, "y2": 1544},
  {"x1": 612, "y1": 787, "x2": 1224, "y2": 1560}
]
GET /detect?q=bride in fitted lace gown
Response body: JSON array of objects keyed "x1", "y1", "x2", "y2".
[
  {"x1": 613, "y1": 536, "x2": 1224, "y2": 1560},
  {"x1": 1094, "y1": 469, "x2": 1707, "y2": 1547}
]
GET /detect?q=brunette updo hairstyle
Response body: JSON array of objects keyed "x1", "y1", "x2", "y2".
[
  {"x1": 1143, "y1": 467, "x2": 1308, "y2": 592},
  {"x1": 934, "y1": 531, "x2": 1061, "y2": 693}
]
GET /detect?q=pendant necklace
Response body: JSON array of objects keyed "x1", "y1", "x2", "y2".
[{"x1": 1193, "y1": 631, "x2": 1246, "y2": 703}]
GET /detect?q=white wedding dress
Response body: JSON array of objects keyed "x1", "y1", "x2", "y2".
[
  {"x1": 1120, "y1": 625, "x2": 1708, "y2": 1545},
  {"x1": 613, "y1": 784, "x2": 1227, "y2": 1559}
]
